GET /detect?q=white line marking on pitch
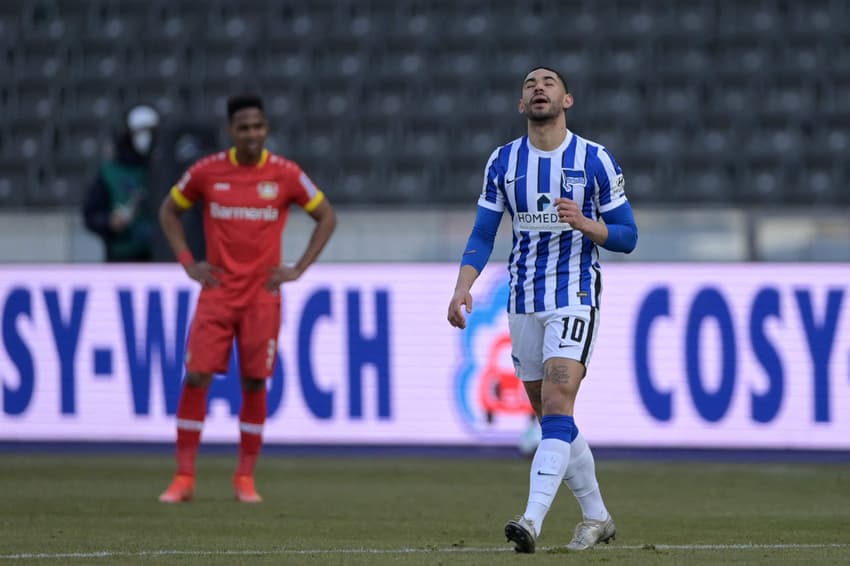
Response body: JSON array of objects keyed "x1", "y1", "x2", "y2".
[{"x1": 1, "y1": 543, "x2": 848, "y2": 560}]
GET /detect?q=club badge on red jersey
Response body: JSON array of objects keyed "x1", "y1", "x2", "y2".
[{"x1": 257, "y1": 181, "x2": 279, "y2": 200}]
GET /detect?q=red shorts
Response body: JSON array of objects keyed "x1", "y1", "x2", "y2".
[{"x1": 185, "y1": 295, "x2": 281, "y2": 377}]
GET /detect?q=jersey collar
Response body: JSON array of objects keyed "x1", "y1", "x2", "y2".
[
  {"x1": 526, "y1": 130, "x2": 574, "y2": 157},
  {"x1": 228, "y1": 147, "x2": 269, "y2": 167}
]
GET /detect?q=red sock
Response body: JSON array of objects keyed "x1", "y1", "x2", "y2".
[
  {"x1": 237, "y1": 387, "x2": 267, "y2": 477},
  {"x1": 175, "y1": 382, "x2": 208, "y2": 477}
]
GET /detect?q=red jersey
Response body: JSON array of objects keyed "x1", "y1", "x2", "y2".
[{"x1": 170, "y1": 147, "x2": 324, "y2": 305}]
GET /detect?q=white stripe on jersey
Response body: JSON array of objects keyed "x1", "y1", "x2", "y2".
[
  {"x1": 477, "y1": 130, "x2": 628, "y2": 314},
  {"x1": 299, "y1": 171, "x2": 320, "y2": 197}
]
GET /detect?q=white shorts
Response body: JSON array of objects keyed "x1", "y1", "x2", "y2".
[{"x1": 508, "y1": 305, "x2": 599, "y2": 382}]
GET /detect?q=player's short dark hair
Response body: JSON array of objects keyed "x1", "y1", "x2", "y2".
[
  {"x1": 523, "y1": 66, "x2": 569, "y2": 93},
  {"x1": 227, "y1": 94, "x2": 264, "y2": 121}
]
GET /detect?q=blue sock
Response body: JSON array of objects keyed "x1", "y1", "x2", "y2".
[{"x1": 541, "y1": 414, "x2": 577, "y2": 443}]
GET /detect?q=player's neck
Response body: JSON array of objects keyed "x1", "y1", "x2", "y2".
[
  {"x1": 234, "y1": 148, "x2": 263, "y2": 166},
  {"x1": 527, "y1": 119, "x2": 567, "y2": 152}
]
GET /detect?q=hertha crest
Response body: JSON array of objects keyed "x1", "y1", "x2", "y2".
[
  {"x1": 561, "y1": 169, "x2": 586, "y2": 195},
  {"x1": 257, "y1": 181, "x2": 279, "y2": 200}
]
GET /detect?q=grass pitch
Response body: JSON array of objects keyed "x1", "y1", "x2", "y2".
[{"x1": 1, "y1": 451, "x2": 848, "y2": 565}]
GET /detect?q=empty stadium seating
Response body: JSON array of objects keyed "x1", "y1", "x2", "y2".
[{"x1": 1, "y1": 0, "x2": 847, "y2": 208}]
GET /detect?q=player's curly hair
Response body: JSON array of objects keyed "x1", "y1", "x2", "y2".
[{"x1": 227, "y1": 94, "x2": 264, "y2": 121}]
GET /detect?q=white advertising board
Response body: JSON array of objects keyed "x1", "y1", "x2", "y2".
[{"x1": 1, "y1": 263, "x2": 848, "y2": 449}]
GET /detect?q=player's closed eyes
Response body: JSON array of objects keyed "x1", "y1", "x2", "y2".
[{"x1": 525, "y1": 80, "x2": 556, "y2": 89}]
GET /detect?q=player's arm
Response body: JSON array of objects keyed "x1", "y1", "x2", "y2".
[
  {"x1": 159, "y1": 187, "x2": 220, "y2": 286},
  {"x1": 555, "y1": 199, "x2": 637, "y2": 252},
  {"x1": 555, "y1": 147, "x2": 638, "y2": 253},
  {"x1": 599, "y1": 202, "x2": 638, "y2": 253},
  {"x1": 293, "y1": 197, "x2": 337, "y2": 275},
  {"x1": 266, "y1": 194, "x2": 337, "y2": 288},
  {"x1": 448, "y1": 205, "x2": 502, "y2": 329},
  {"x1": 158, "y1": 187, "x2": 194, "y2": 265}
]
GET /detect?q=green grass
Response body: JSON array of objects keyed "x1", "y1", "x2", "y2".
[{"x1": 1, "y1": 453, "x2": 849, "y2": 565}]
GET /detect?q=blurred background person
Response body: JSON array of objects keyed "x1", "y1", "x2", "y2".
[{"x1": 82, "y1": 104, "x2": 160, "y2": 262}]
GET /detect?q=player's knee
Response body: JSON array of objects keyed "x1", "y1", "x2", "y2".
[
  {"x1": 185, "y1": 372, "x2": 213, "y2": 388},
  {"x1": 241, "y1": 377, "x2": 266, "y2": 392},
  {"x1": 540, "y1": 392, "x2": 574, "y2": 415}
]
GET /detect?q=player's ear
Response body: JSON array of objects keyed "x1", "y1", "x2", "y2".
[
  {"x1": 518, "y1": 98, "x2": 525, "y2": 114},
  {"x1": 563, "y1": 93, "x2": 574, "y2": 111}
]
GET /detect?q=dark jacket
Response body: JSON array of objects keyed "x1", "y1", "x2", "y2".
[{"x1": 83, "y1": 138, "x2": 154, "y2": 262}]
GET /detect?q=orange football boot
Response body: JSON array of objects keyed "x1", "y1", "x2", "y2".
[
  {"x1": 233, "y1": 474, "x2": 262, "y2": 503},
  {"x1": 158, "y1": 474, "x2": 195, "y2": 503}
]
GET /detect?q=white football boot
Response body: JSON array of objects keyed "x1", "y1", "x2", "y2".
[{"x1": 566, "y1": 515, "x2": 616, "y2": 550}]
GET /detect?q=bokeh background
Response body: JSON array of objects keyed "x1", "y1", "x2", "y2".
[{"x1": 1, "y1": 0, "x2": 849, "y2": 263}]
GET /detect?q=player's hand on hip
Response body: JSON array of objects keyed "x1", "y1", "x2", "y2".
[
  {"x1": 554, "y1": 197, "x2": 586, "y2": 230},
  {"x1": 447, "y1": 290, "x2": 473, "y2": 329},
  {"x1": 266, "y1": 265, "x2": 302, "y2": 290},
  {"x1": 184, "y1": 261, "x2": 221, "y2": 287}
]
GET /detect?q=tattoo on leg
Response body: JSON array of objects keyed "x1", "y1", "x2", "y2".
[{"x1": 544, "y1": 364, "x2": 573, "y2": 385}]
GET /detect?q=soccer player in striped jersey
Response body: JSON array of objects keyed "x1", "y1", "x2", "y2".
[
  {"x1": 447, "y1": 67, "x2": 638, "y2": 552},
  {"x1": 157, "y1": 94, "x2": 337, "y2": 503}
]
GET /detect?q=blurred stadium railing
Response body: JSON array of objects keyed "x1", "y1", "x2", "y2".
[{"x1": 0, "y1": 0, "x2": 848, "y2": 261}]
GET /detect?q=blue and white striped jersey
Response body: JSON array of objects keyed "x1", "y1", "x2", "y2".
[{"x1": 477, "y1": 130, "x2": 628, "y2": 313}]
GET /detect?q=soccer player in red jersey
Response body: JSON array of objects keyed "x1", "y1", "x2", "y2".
[{"x1": 157, "y1": 94, "x2": 337, "y2": 503}]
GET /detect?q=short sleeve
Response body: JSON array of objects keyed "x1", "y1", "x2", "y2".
[
  {"x1": 285, "y1": 162, "x2": 325, "y2": 212},
  {"x1": 476, "y1": 147, "x2": 505, "y2": 213},
  {"x1": 170, "y1": 160, "x2": 207, "y2": 209},
  {"x1": 590, "y1": 146, "x2": 628, "y2": 214}
]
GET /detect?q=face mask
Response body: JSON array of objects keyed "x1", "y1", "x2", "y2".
[
  {"x1": 126, "y1": 105, "x2": 160, "y2": 155},
  {"x1": 132, "y1": 130, "x2": 153, "y2": 155}
]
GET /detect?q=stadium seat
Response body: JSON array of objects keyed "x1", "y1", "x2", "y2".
[
  {"x1": 0, "y1": 5, "x2": 19, "y2": 47},
  {"x1": 75, "y1": 2, "x2": 141, "y2": 42},
  {"x1": 672, "y1": 158, "x2": 737, "y2": 203},
  {"x1": 263, "y1": 0, "x2": 328, "y2": 43},
  {"x1": 128, "y1": 39, "x2": 192, "y2": 83},
  {"x1": 757, "y1": 80, "x2": 818, "y2": 123},
  {"x1": 66, "y1": 80, "x2": 121, "y2": 120},
  {"x1": 13, "y1": 37, "x2": 69, "y2": 81},
  {"x1": 401, "y1": 118, "x2": 449, "y2": 162},
  {"x1": 260, "y1": 77, "x2": 305, "y2": 124},
  {"x1": 310, "y1": 39, "x2": 368, "y2": 81},
  {"x1": 715, "y1": 1, "x2": 781, "y2": 42},
  {"x1": 621, "y1": 161, "x2": 663, "y2": 202},
  {"x1": 202, "y1": 1, "x2": 264, "y2": 42},
  {"x1": 818, "y1": 115, "x2": 850, "y2": 160},
  {"x1": 785, "y1": 0, "x2": 845, "y2": 36},
  {"x1": 260, "y1": 37, "x2": 312, "y2": 81},
  {"x1": 444, "y1": 165, "x2": 487, "y2": 204},
  {"x1": 330, "y1": 164, "x2": 387, "y2": 203},
  {"x1": 822, "y1": 77, "x2": 850, "y2": 114},
  {"x1": 737, "y1": 159, "x2": 788, "y2": 204},
  {"x1": 122, "y1": 78, "x2": 186, "y2": 119},
  {"x1": 373, "y1": 43, "x2": 428, "y2": 82},
  {"x1": 702, "y1": 81, "x2": 758, "y2": 131},
  {"x1": 54, "y1": 119, "x2": 108, "y2": 163},
  {"x1": 18, "y1": 1, "x2": 66, "y2": 41},
  {"x1": 386, "y1": 161, "x2": 437, "y2": 203},
  {"x1": 71, "y1": 37, "x2": 130, "y2": 81},
  {"x1": 0, "y1": 0, "x2": 847, "y2": 209},
  {"x1": 0, "y1": 158, "x2": 31, "y2": 208},
  {"x1": 356, "y1": 76, "x2": 414, "y2": 121},
  {"x1": 9, "y1": 117, "x2": 52, "y2": 161},
  {"x1": 10, "y1": 77, "x2": 58, "y2": 119},
  {"x1": 797, "y1": 157, "x2": 842, "y2": 204},
  {"x1": 42, "y1": 158, "x2": 94, "y2": 207},
  {"x1": 292, "y1": 115, "x2": 344, "y2": 166}
]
